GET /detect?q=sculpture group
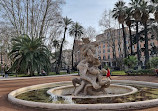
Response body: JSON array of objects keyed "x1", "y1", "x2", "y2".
[{"x1": 72, "y1": 38, "x2": 110, "y2": 96}]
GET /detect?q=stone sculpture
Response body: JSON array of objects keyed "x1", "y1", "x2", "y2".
[{"x1": 72, "y1": 38, "x2": 110, "y2": 96}]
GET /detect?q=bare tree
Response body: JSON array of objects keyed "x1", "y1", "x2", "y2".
[
  {"x1": 83, "y1": 26, "x2": 96, "y2": 41},
  {"x1": 0, "y1": 0, "x2": 65, "y2": 40},
  {"x1": 99, "y1": 9, "x2": 118, "y2": 60}
]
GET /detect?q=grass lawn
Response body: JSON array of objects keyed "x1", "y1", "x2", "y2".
[
  {"x1": 8, "y1": 71, "x2": 78, "y2": 77},
  {"x1": 8, "y1": 71, "x2": 126, "y2": 77},
  {"x1": 111, "y1": 71, "x2": 126, "y2": 76},
  {"x1": 49, "y1": 71, "x2": 78, "y2": 75}
]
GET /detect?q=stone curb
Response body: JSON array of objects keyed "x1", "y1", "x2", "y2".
[
  {"x1": 8, "y1": 80, "x2": 158, "y2": 110},
  {"x1": 0, "y1": 73, "x2": 78, "y2": 81},
  {"x1": 47, "y1": 84, "x2": 138, "y2": 99}
]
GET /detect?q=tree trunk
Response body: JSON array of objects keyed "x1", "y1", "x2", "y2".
[
  {"x1": 72, "y1": 34, "x2": 77, "y2": 71},
  {"x1": 129, "y1": 26, "x2": 133, "y2": 55},
  {"x1": 144, "y1": 22, "x2": 149, "y2": 69},
  {"x1": 122, "y1": 24, "x2": 127, "y2": 58},
  {"x1": 56, "y1": 28, "x2": 67, "y2": 74},
  {"x1": 118, "y1": 24, "x2": 122, "y2": 57},
  {"x1": 31, "y1": 0, "x2": 34, "y2": 38},
  {"x1": 39, "y1": 0, "x2": 49, "y2": 38},
  {"x1": 72, "y1": 40, "x2": 75, "y2": 71},
  {"x1": 136, "y1": 21, "x2": 141, "y2": 69},
  {"x1": 26, "y1": 0, "x2": 29, "y2": 34},
  {"x1": 55, "y1": 47, "x2": 57, "y2": 63}
]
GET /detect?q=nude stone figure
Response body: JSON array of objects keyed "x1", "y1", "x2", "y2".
[{"x1": 72, "y1": 38, "x2": 110, "y2": 96}]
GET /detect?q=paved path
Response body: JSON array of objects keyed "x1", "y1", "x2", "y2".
[{"x1": 0, "y1": 75, "x2": 158, "y2": 111}]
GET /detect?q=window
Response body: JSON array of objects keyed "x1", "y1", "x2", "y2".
[
  {"x1": 103, "y1": 56, "x2": 106, "y2": 60},
  {"x1": 108, "y1": 55, "x2": 110, "y2": 59},
  {"x1": 118, "y1": 48, "x2": 120, "y2": 52},
  {"x1": 108, "y1": 48, "x2": 110, "y2": 52},
  {"x1": 128, "y1": 47, "x2": 129, "y2": 50},
  {"x1": 139, "y1": 44, "x2": 141, "y2": 48},
  {"x1": 103, "y1": 49, "x2": 105, "y2": 53},
  {"x1": 132, "y1": 45, "x2": 135, "y2": 50},
  {"x1": 153, "y1": 42, "x2": 155, "y2": 46}
]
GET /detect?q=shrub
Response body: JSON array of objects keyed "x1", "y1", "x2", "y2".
[
  {"x1": 126, "y1": 69, "x2": 156, "y2": 76},
  {"x1": 150, "y1": 57, "x2": 158, "y2": 68},
  {"x1": 124, "y1": 56, "x2": 138, "y2": 69}
]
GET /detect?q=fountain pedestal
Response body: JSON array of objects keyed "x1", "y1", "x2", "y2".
[{"x1": 47, "y1": 83, "x2": 138, "y2": 104}]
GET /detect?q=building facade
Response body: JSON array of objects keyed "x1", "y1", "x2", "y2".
[{"x1": 74, "y1": 28, "x2": 158, "y2": 68}]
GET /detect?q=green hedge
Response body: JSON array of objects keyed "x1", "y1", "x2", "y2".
[
  {"x1": 126, "y1": 69, "x2": 156, "y2": 76},
  {"x1": 111, "y1": 71, "x2": 126, "y2": 76}
]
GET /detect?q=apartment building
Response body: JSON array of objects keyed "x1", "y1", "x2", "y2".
[{"x1": 74, "y1": 28, "x2": 158, "y2": 68}]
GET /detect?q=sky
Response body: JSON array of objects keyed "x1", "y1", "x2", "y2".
[{"x1": 61, "y1": 0, "x2": 130, "y2": 49}]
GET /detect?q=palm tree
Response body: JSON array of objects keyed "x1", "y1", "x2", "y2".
[
  {"x1": 140, "y1": 1, "x2": 153, "y2": 68},
  {"x1": 9, "y1": 34, "x2": 51, "y2": 76},
  {"x1": 125, "y1": 7, "x2": 133, "y2": 55},
  {"x1": 69, "y1": 22, "x2": 84, "y2": 70},
  {"x1": 124, "y1": 56, "x2": 138, "y2": 69},
  {"x1": 56, "y1": 17, "x2": 72, "y2": 74},
  {"x1": 129, "y1": 0, "x2": 142, "y2": 69},
  {"x1": 53, "y1": 39, "x2": 60, "y2": 62},
  {"x1": 112, "y1": 1, "x2": 128, "y2": 58}
]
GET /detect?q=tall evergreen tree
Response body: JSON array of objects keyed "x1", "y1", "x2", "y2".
[
  {"x1": 140, "y1": 0, "x2": 153, "y2": 68},
  {"x1": 125, "y1": 7, "x2": 133, "y2": 55},
  {"x1": 129, "y1": 0, "x2": 142, "y2": 69},
  {"x1": 112, "y1": 1, "x2": 128, "y2": 57},
  {"x1": 53, "y1": 39, "x2": 60, "y2": 63},
  {"x1": 9, "y1": 34, "x2": 51, "y2": 76},
  {"x1": 56, "y1": 17, "x2": 72, "y2": 74},
  {"x1": 69, "y1": 22, "x2": 84, "y2": 70}
]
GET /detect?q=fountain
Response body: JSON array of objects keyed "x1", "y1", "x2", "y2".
[
  {"x1": 47, "y1": 38, "x2": 138, "y2": 102},
  {"x1": 8, "y1": 38, "x2": 158, "y2": 110}
]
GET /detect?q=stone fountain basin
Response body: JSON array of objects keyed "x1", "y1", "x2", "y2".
[
  {"x1": 8, "y1": 80, "x2": 158, "y2": 110},
  {"x1": 47, "y1": 84, "x2": 138, "y2": 99}
]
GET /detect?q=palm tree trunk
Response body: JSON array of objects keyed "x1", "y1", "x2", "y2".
[
  {"x1": 122, "y1": 24, "x2": 127, "y2": 58},
  {"x1": 72, "y1": 40, "x2": 75, "y2": 71},
  {"x1": 144, "y1": 22, "x2": 149, "y2": 68},
  {"x1": 56, "y1": 28, "x2": 67, "y2": 74},
  {"x1": 136, "y1": 21, "x2": 141, "y2": 69},
  {"x1": 55, "y1": 47, "x2": 57, "y2": 62},
  {"x1": 29, "y1": 63, "x2": 34, "y2": 76},
  {"x1": 129, "y1": 26, "x2": 133, "y2": 55},
  {"x1": 118, "y1": 24, "x2": 122, "y2": 57},
  {"x1": 72, "y1": 34, "x2": 77, "y2": 71}
]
